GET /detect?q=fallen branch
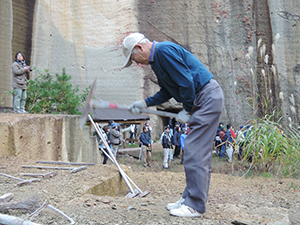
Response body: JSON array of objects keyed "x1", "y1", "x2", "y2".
[
  {"x1": 0, "y1": 196, "x2": 40, "y2": 212},
  {"x1": 0, "y1": 173, "x2": 40, "y2": 186},
  {"x1": 36, "y1": 161, "x2": 95, "y2": 166},
  {"x1": 71, "y1": 166, "x2": 87, "y2": 173},
  {"x1": 20, "y1": 171, "x2": 58, "y2": 179},
  {"x1": 0, "y1": 213, "x2": 42, "y2": 225},
  {"x1": 47, "y1": 205, "x2": 75, "y2": 225},
  {"x1": 0, "y1": 193, "x2": 13, "y2": 203},
  {"x1": 21, "y1": 165, "x2": 87, "y2": 173},
  {"x1": 21, "y1": 202, "x2": 48, "y2": 224}
]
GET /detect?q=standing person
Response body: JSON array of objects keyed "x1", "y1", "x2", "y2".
[
  {"x1": 237, "y1": 125, "x2": 245, "y2": 160},
  {"x1": 225, "y1": 124, "x2": 236, "y2": 162},
  {"x1": 129, "y1": 124, "x2": 137, "y2": 144},
  {"x1": 11, "y1": 51, "x2": 32, "y2": 113},
  {"x1": 219, "y1": 126, "x2": 226, "y2": 158},
  {"x1": 140, "y1": 125, "x2": 152, "y2": 168},
  {"x1": 122, "y1": 32, "x2": 224, "y2": 217},
  {"x1": 94, "y1": 125, "x2": 111, "y2": 164},
  {"x1": 161, "y1": 125, "x2": 173, "y2": 169},
  {"x1": 173, "y1": 126, "x2": 181, "y2": 159},
  {"x1": 145, "y1": 121, "x2": 152, "y2": 138},
  {"x1": 214, "y1": 122, "x2": 224, "y2": 156},
  {"x1": 180, "y1": 128, "x2": 188, "y2": 164},
  {"x1": 109, "y1": 122, "x2": 122, "y2": 158}
]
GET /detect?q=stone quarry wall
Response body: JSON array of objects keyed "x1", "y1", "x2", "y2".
[
  {"x1": 0, "y1": 114, "x2": 100, "y2": 163},
  {"x1": 0, "y1": 0, "x2": 299, "y2": 139}
]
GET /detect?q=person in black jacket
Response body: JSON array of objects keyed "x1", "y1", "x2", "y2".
[
  {"x1": 162, "y1": 126, "x2": 172, "y2": 169},
  {"x1": 140, "y1": 125, "x2": 152, "y2": 168},
  {"x1": 173, "y1": 126, "x2": 182, "y2": 159}
]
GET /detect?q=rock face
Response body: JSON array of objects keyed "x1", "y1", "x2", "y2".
[
  {"x1": 0, "y1": 0, "x2": 299, "y2": 138},
  {"x1": 0, "y1": 114, "x2": 100, "y2": 163}
]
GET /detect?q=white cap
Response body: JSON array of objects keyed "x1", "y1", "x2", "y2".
[{"x1": 122, "y1": 32, "x2": 145, "y2": 68}]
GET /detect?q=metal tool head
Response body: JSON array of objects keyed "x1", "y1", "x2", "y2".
[
  {"x1": 80, "y1": 79, "x2": 97, "y2": 129},
  {"x1": 137, "y1": 190, "x2": 150, "y2": 198},
  {"x1": 125, "y1": 189, "x2": 140, "y2": 198}
]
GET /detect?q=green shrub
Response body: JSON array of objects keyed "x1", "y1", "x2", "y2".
[
  {"x1": 235, "y1": 113, "x2": 300, "y2": 178},
  {"x1": 26, "y1": 68, "x2": 90, "y2": 115}
]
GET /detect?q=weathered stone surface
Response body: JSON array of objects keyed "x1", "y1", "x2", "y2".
[
  {"x1": 0, "y1": 114, "x2": 100, "y2": 163},
  {"x1": 0, "y1": 0, "x2": 299, "y2": 137}
]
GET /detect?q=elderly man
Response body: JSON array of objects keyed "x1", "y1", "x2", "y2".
[{"x1": 122, "y1": 33, "x2": 224, "y2": 217}]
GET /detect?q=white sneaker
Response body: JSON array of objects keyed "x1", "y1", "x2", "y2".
[
  {"x1": 166, "y1": 197, "x2": 185, "y2": 210},
  {"x1": 170, "y1": 204, "x2": 204, "y2": 217}
]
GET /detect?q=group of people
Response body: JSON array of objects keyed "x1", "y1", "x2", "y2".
[
  {"x1": 93, "y1": 120, "x2": 127, "y2": 164},
  {"x1": 214, "y1": 122, "x2": 252, "y2": 162},
  {"x1": 160, "y1": 120, "x2": 188, "y2": 169}
]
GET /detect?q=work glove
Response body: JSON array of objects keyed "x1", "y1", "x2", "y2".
[
  {"x1": 176, "y1": 109, "x2": 190, "y2": 123},
  {"x1": 128, "y1": 100, "x2": 147, "y2": 114}
]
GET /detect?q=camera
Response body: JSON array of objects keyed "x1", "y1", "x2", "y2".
[{"x1": 23, "y1": 65, "x2": 32, "y2": 71}]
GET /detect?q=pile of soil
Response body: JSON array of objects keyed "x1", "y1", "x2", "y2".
[{"x1": 0, "y1": 144, "x2": 300, "y2": 225}]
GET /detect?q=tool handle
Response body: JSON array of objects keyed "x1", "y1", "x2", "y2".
[
  {"x1": 91, "y1": 100, "x2": 178, "y2": 118},
  {"x1": 140, "y1": 108, "x2": 177, "y2": 118}
]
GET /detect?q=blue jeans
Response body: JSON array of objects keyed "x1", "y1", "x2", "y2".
[
  {"x1": 220, "y1": 142, "x2": 226, "y2": 158},
  {"x1": 14, "y1": 88, "x2": 27, "y2": 111}
]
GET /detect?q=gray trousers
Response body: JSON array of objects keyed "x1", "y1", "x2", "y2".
[
  {"x1": 182, "y1": 79, "x2": 224, "y2": 213},
  {"x1": 14, "y1": 88, "x2": 27, "y2": 111}
]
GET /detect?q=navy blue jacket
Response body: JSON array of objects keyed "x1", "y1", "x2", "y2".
[
  {"x1": 140, "y1": 131, "x2": 151, "y2": 146},
  {"x1": 173, "y1": 131, "x2": 181, "y2": 146},
  {"x1": 145, "y1": 41, "x2": 213, "y2": 112},
  {"x1": 225, "y1": 130, "x2": 233, "y2": 147}
]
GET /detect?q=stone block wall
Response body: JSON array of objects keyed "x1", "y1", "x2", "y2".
[{"x1": 0, "y1": 114, "x2": 100, "y2": 164}]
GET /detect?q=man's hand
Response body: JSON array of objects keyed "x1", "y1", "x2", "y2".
[
  {"x1": 128, "y1": 100, "x2": 147, "y2": 114},
  {"x1": 176, "y1": 109, "x2": 190, "y2": 123}
]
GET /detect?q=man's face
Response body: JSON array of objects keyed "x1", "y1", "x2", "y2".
[
  {"x1": 132, "y1": 46, "x2": 149, "y2": 65},
  {"x1": 166, "y1": 128, "x2": 170, "y2": 133},
  {"x1": 144, "y1": 127, "x2": 148, "y2": 132}
]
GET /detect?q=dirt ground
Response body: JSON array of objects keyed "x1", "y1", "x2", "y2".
[{"x1": 0, "y1": 141, "x2": 300, "y2": 225}]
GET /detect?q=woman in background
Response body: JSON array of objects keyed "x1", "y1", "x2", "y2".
[{"x1": 11, "y1": 51, "x2": 31, "y2": 113}]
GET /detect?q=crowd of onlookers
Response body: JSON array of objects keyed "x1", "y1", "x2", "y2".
[
  {"x1": 94, "y1": 118, "x2": 259, "y2": 167},
  {"x1": 93, "y1": 118, "x2": 189, "y2": 169},
  {"x1": 214, "y1": 122, "x2": 253, "y2": 162}
]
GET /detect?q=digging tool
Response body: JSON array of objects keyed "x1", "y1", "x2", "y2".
[
  {"x1": 0, "y1": 173, "x2": 40, "y2": 186},
  {"x1": 90, "y1": 114, "x2": 150, "y2": 198},
  {"x1": 88, "y1": 115, "x2": 137, "y2": 197},
  {"x1": 80, "y1": 78, "x2": 97, "y2": 129},
  {"x1": 80, "y1": 78, "x2": 178, "y2": 129}
]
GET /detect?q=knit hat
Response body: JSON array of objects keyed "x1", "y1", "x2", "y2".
[{"x1": 111, "y1": 122, "x2": 118, "y2": 128}]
